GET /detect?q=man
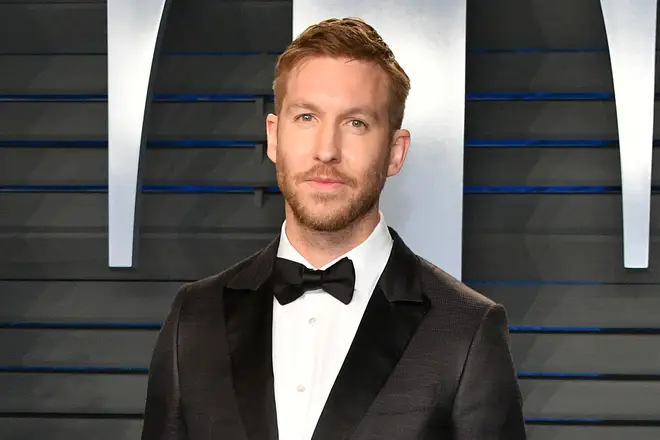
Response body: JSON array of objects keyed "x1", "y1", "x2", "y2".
[{"x1": 141, "y1": 17, "x2": 527, "y2": 440}]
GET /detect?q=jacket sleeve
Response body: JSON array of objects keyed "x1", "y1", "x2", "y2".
[
  {"x1": 451, "y1": 303, "x2": 527, "y2": 439},
  {"x1": 141, "y1": 285, "x2": 189, "y2": 440}
]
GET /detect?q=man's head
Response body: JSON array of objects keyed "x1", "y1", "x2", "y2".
[{"x1": 266, "y1": 17, "x2": 411, "y2": 232}]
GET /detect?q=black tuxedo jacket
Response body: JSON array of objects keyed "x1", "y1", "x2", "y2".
[{"x1": 141, "y1": 228, "x2": 527, "y2": 440}]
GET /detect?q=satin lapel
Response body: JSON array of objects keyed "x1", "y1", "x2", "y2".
[
  {"x1": 224, "y1": 285, "x2": 278, "y2": 440},
  {"x1": 311, "y1": 288, "x2": 430, "y2": 440},
  {"x1": 311, "y1": 229, "x2": 431, "y2": 440}
]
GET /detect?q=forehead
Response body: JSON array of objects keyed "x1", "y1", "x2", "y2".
[{"x1": 284, "y1": 56, "x2": 389, "y2": 111}]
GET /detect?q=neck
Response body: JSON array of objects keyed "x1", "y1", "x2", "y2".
[{"x1": 284, "y1": 207, "x2": 381, "y2": 268}]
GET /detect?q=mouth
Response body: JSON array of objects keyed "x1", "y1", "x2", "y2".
[{"x1": 306, "y1": 177, "x2": 345, "y2": 190}]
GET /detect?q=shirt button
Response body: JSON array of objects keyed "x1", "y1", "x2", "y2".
[
  {"x1": 297, "y1": 384, "x2": 306, "y2": 392},
  {"x1": 308, "y1": 317, "x2": 317, "y2": 325}
]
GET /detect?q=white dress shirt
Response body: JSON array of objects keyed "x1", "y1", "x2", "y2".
[{"x1": 272, "y1": 212, "x2": 394, "y2": 440}]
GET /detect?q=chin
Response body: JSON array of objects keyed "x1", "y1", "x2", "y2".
[
  {"x1": 294, "y1": 206, "x2": 353, "y2": 232},
  {"x1": 300, "y1": 217, "x2": 349, "y2": 232}
]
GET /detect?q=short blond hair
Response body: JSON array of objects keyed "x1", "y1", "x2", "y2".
[{"x1": 273, "y1": 17, "x2": 411, "y2": 131}]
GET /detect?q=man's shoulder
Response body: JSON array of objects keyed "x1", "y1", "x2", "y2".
[{"x1": 416, "y1": 256, "x2": 497, "y2": 320}]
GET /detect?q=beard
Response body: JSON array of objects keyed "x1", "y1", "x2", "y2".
[{"x1": 276, "y1": 153, "x2": 389, "y2": 232}]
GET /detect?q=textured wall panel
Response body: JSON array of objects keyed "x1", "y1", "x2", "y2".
[
  {"x1": 0, "y1": 1, "x2": 291, "y2": 53},
  {"x1": 0, "y1": 330, "x2": 156, "y2": 367},
  {"x1": 0, "y1": 54, "x2": 276, "y2": 94},
  {"x1": 510, "y1": 334, "x2": 660, "y2": 374},
  {"x1": 465, "y1": 147, "x2": 660, "y2": 186},
  {"x1": 473, "y1": 284, "x2": 660, "y2": 328},
  {"x1": 521, "y1": 379, "x2": 660, "y2": 419},
  {"x1": 0, "y1": 234, "x2": 276, "y2": 280},
  {"x1": 0, "y1": 193, "x2": 284, "y2": 230},
  {"x1": 0, "y1": 147, "x2": 277, "y2": 186},
  {"x1": 464, "y1": 194, "x2": 660, "y2": 234},
  {"x1": 467, "y1": 0, "x2": 610, "y2": 49},
  {"x1": 0, "y1": 102, "x2": 272, "y2": 141},
  {"x1": 464, "y1": 235, "x2": 660, "y2": 283},
  {"x1": 0, "y1": 281, "x2": 179, "y2": 322},
  {"x1": 466, "y1": 101, "x2": 658, "y2": 139},
  {"x1": 0, "y1": 419, "x2": 143, "y2": 440},
  {"x1": 525, "y1": 426, "x2": 660, "y2": 440},
  {"x1": 0, "y1": 373, "x2": 146, "y2": 414}
]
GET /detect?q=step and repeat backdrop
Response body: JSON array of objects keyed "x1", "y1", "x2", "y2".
[{"x1": 1, "y1": 0, "x2": 660, "y2": 439}]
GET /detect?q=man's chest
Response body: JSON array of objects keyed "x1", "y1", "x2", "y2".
[{"x1": 271, "y1": 291, "x2": 371, "y2": 439}]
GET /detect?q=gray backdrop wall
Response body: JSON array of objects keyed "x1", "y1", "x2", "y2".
[{"x1": 1, "y1": 0, "x2": 660, "y2": 439}]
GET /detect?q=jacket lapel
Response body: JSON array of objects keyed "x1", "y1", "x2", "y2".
[
  {"x1": 223, "y1": 237, "x2": 281, "y2": 440},
  {"x1": 311, "y1": 228, "x2": 432, "y2": 440}
]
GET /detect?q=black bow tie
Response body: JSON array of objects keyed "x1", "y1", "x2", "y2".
[{"x1": 270, "y1": 257, "x2": 356, "y2": 305}]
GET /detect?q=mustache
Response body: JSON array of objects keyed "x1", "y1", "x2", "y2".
[{"x1": 296, "y1": 165, "x2": 355, "y2": 185}]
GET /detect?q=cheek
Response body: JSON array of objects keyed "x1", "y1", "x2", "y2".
[
  {"x1": 342, "y1": 137, "x2": 390, "y2": 173},
  {"x1": 276, "y1": 145, "x2": 306, "y2": 174},
  {"x1": 279, "y1": 124, "x2": 317, "y2": 156}
]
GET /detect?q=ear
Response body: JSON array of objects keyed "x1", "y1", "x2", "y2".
[
  {"x1": 266, "y1": 113, "x2": 279, "y2": 164},
  {"x1": 387, "y1": 129, "x2": 411, "y2": 177}
]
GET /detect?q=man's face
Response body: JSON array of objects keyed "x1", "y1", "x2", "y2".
[{"x1": 266, "y1": 55, "x2": 410, "y2": 232}]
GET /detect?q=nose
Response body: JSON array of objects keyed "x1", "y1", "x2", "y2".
[{"x1": 313, "y1": 120, "x2": 341, "y2": 163}]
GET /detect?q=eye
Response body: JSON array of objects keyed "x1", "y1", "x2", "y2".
[
  {"x1": 350, "y1": 119, "x2": 367, "y2": 128},
  {"x1": 296, "y1": 113, "x2": 314, "y2": 122}
]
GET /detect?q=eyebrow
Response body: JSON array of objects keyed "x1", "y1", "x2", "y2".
[
  {"x1": 286, "y1": 101, "x2": 381, "y2": 123},
  {"x1": 286, "y1": 101, "x2": 322, "y2": 114}
]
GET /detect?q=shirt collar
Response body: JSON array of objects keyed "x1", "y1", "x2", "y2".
[{"x1": 276, "y1": 212, "x2": 393, "y2": 296}]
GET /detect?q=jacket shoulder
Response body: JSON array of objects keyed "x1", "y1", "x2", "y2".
[{"x1": 417, "y1": 256, "x2": 497, "y2": 319}]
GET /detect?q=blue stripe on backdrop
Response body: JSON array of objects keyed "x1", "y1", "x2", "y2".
[
  {"x1": 465, "y1": 186, "x2": 638, "y2": 193},
  {"x1": 0, "y1": 185, "x2": 657, "y2": 194},
  {"x1": 469, "y1": 48, "x2": 609, "y2": 53},
  {"x1": 0, "y1": 92, "x2": 628, "y2": 101},
  {"x1": 468, "y1": 92, "x2": 615, "y2": 100},
  {"x1": 467, "y1": 280, "x2": 605, "y2": 285},
  {"x1": 509, "y1": 327, "x2": 660, "y2": 334},
  {"x1": 465, "y1": 140, "x2": 622, "y2": 147}
]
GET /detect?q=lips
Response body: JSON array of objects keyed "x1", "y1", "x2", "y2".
[
  {"x1": 309, "y1": 177, "x2": 343, "y2": 184},
  {"x1": 306, "y1": 177, "x2": 345, "y2": 190}
]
